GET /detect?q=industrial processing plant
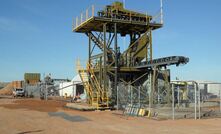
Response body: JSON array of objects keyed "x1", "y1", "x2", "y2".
[{"x1": 0, "y1": 0, "x2": 221, "y2": 134}]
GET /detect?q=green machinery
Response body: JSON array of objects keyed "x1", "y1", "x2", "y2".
[{"x1": 73, "y1": 1, "x2": 189, "y2": 109}]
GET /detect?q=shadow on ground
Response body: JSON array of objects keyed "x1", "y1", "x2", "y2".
[{"x1": 48, "y1": 112, "x2": 91, "y2": 122}]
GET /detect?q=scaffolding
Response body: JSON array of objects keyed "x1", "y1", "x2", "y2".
[{"x1": 73, "y1": 1, "x2": 189, "y2": 111}]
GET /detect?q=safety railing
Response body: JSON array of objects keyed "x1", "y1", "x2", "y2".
[
  {"x1": 72, "y1": 4, "x2": 164, "y2": 31},
  {"x1": 76, "y1": 58, "x2": 87, "y2": 72},
  {"x1": 72, "y1": 5, "x2": 96, "y2": 30},
  {"x1": 151, "y1": 10, "x2": 163, "y2": 24}
]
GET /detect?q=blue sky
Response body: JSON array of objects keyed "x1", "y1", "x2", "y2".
[{"x1": 0, "y1": 0, "x2": 221, "y2": 82}]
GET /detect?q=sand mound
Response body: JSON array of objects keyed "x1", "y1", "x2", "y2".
[{"x1": 0, "y1": 83, "x2": 13, "y2": 95}]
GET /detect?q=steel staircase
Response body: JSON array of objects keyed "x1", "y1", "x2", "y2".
[
  {"x1": 87, "y1": 63, "x2": 109, "y2": 108},
  {"x1": 86, "y1": 32, "x2": 112, "y2": 53},
  {"x1": 78, "y1": 69, "x2": 93, "y2": 104},
  {"x1": 78, "y1": 62, "x2": 109, "y2": 109}
]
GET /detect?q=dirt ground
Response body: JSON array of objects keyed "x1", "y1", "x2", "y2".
[{"x1": 0, "y1": 96, "x2": 221, "y2": 134}]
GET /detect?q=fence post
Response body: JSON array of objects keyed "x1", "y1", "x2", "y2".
[
  {"x1": 149, "y1": 73, "x2": 152, "y2": 109},
  {"x1": 139, "y1": 86, "x2": 141, "y2": 107},
  {"x1": 198, "y1": 88, "x2": 201, "y2": 119},
  {"x1": 45, "y1": 83, "x2": 48, "y2": 101},
  {"x1": 220, "y1": 89, "x2": 221, "y2": 112},
  {"x1": 172, "y1": 84, "x2": 175, "y2": 120},
  {"x1": 157, "y1": 83, "x2": 160, "y2": 104},
  {"x1": 194, "y1": 83, "x2": 197, "y2": 120},
  {"x1": 177, "y1": 85, "x2": 180, "y2": 108},
  {"x1": 61, "y1": 82, "x2": 63, "y2": 98},
  {"x1": 130, "y1": 84, "x2": 132, "y2": 105},
  {"x1": 117, "y1": 86, "x2": 119, "y2": 110}
]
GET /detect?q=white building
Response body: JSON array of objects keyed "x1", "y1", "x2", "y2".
[
  {"x1": 59, "y1": 75, "x2": 86, "y2": 99},
  {"x1": 196, "y1": 80, "x2": 221, "y2": 96}
]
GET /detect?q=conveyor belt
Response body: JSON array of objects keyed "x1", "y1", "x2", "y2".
[{"x1": 135, "y1": 56, "x2": 189, "y2": 69}]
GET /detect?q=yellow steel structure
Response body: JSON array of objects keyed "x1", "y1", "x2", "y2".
[{"x1": 73, "y1": 1, "x2": 163, "y2": 109}]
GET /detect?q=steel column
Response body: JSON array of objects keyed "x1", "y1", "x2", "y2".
[
  {"x1": 103, "y1": 23, "x2": 107, "y2": 91},
  {"x1": 114, "y1": 23, "x2": 118, "y2": 100},
  {"x1": 99, "y1": 57, "x2": 102, "y2": 87},
  {"x1": 149, "y1": 29, "x2": 153, "y2": 61},
  {"x1": 89, "y1": 33, "x2": 91, "y2": 64}
]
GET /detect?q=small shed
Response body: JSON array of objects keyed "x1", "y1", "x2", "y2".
[{"x1": 59, "y1": 75, "x2": 85, "y2": 98}]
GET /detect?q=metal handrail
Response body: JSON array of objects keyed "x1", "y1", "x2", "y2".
[{"x1": 72, "y1": 3, "x2": 163, "y2": 31}]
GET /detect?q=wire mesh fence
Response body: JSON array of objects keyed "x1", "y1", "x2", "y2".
[
  {"x1": 199, "y1": 83, "x2": 221, "y2": 119},
  {"x1": 171, "y1": 82, "x2": 221, "y2": 120},
  {"x1": 171, "y1": 82, "x2": 198, "y2": 120},
  {"x1": 115, "y1": 81, "x2": 221, "y2": 120}
]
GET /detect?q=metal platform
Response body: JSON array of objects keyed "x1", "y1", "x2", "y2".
[{"x1": 73, "y1": 16, "x2": 162, "y2": 34}]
